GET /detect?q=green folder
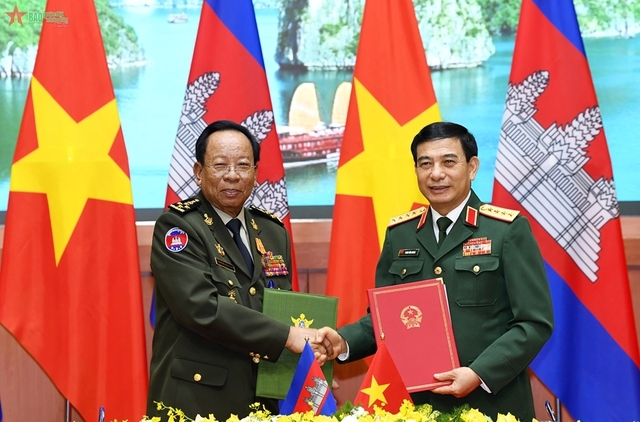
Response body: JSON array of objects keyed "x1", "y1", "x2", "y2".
[{"x1": 256, "y1": 289, "x2": 338, "y2": 399}]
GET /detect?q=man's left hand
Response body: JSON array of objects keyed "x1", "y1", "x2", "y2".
[{"x1": 431, "y1": 367, "x2": 481, "y2": 398}]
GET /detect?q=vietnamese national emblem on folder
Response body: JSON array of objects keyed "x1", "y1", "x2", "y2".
[{"x1": 367, "y1": 279, "x2": 460, "y2": 392}]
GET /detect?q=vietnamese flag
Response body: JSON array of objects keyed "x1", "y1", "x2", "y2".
[
  {"x1": 164, "y1": 0, "x2": 298, "y2": 290},
  {"x1": 326, "y1": 0, "x2": 440, "y2": 329},
  {"x1": 354, "y1": 342, "x2": 412, "y2": 413},
  {"x1": 0, "y1": 0, "x2": 148, "y2": 421},
  {"x1": 493, "y1": 0, "x2": 640, "y2": 420}
]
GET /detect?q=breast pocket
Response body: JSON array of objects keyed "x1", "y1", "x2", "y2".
[
  {"x1": 171, "y1": 356, "x2": 228, "y2": 387},
  {"x1": 453, "y1": 255, "x2": 500, "y2": 306},
  {"x1": 389, "y1": 258, "x2": 424, "y2": 281}
]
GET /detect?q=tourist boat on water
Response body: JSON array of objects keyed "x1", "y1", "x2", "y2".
[
  {"x1": 168, "y1": 12, "x2": 188, "y2": 23},
  {"x1": 278, "y1": 81, "x2": 350, "y2": 167}
]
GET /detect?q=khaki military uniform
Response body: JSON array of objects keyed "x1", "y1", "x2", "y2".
[
  {"x1": 339, "y1": 191, "x2": 553, "y2": 421},
  {"x1": 147, "y1": 191, "x2": 293, "y2": 420}
]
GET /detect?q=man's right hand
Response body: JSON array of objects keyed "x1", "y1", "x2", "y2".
[{"x1": 314, "y1": 327, "x2": 346, "y2": 365}]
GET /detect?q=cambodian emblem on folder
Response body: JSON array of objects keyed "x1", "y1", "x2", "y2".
[{"x1": 368, "y1": 278, "x2": 460, "y2": 392}]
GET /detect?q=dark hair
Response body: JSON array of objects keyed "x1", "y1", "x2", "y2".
[
  {"x1": 195, "y1": 120, "x2": 260, "y2": 164},
  {"x1": 410, "y1": 122, "x2": 478, "y2": 164}
]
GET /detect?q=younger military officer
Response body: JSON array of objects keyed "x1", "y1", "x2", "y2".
[
  {"x1": 147, "y1": 120, "x2": 318, "y2": 420},
  {"x1": 318, "y1": 122, "x2": 553, "y2": 421}
]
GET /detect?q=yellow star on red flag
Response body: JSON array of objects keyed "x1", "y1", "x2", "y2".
[
  {"x1": 336, "y1": 78, "x2": 439, "y2": 248},
  {"x1": 360, "y1": 375, "x2": 390, "y2": 407},
  {"x1": 10, "y1": 78, "x2": 133, "y2": 264}
]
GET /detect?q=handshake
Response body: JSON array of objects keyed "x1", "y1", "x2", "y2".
[{"x1": 285, "y1": 326, "x2": 347, "y2": 365}]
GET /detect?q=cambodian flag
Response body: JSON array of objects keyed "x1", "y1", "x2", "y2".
[
  {"x1": 164, "y1": 0, "x2": 298, "y2": 288},
  {"x1": 492, "y1": 0, "x2": 640, "y2": 420},
  {"x1": 280, "y1": 343, "x2": 337, "y2": 415}
]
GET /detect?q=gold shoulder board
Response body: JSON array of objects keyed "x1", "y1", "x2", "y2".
[
  {"x1": 169, "y1": 197, "x2": 202, "y2": 214},
  {"x1": 388, "y1": 206, "x2": 428, "y2": 227},
  {"x1": 478, "y1": 204, "x2": 520, "y2": 222},
  {"x1": 250, "y1": 206, "x2": 284, "y2": 226}
]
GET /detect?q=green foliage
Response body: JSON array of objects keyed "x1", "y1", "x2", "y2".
[
  {"x1": 275, "y1": 0, "x2": 309, "y2": 67},
  {"x1": 0, "y1": 0, "x2": 143, "y2": 71},
  {"x1": 432, "y1": 404, "x2": 471, "y2": 422},
  {"x1": 0, "y1": 0, "x2": 42, "y2": 54},
  {"x1": 332, "y1": 401, "x2": 357, "y2": 421},
  {"x1": 575, "y1": 0, "x2": 640, "y2": 35},
  {"x1": 475, "y1": 0, "x2": 520, "y2": 35}
]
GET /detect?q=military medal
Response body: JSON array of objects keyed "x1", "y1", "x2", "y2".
[
  {"x1": 462, "y1": 237, "x2": 492, "y2": 256},
  {"x1": 261, "y1": 251, "x2": 289, "y2": 276},
  {"x1": 255, "y1": 238, "x2": 267, "y2": 255}
]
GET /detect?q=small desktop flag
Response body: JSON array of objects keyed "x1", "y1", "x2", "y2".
[
  {"x1": 326, "y1": 0, "x2": 440, "y2": 328},
  {"x1": 493, "y1": 0, "x2": 640, "y2": 420},
  {"x1": 164, "y1": 0, "x2": 298, "y2": 290},
  {"x1": 280, "y1": 342, "x2": 337, "y2": 415},
  {"x1": 354, "y1": 342, "x2": 412, "y2": 414}
]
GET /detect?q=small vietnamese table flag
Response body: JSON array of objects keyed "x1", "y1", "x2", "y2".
[
  {"x1": 493, "y1": 0, "x2": 640, "y2": 420},
  {"x1": 280, "y1": 342, "x2": 337, "y2": 416},
  {"x1": 354, "y1": 341, "x2": 412, "y2": 414},
  {"x1": 0, "y1": 0, "x2": 148, "y2": 420},
  {"x1": 326, "y1": 0, "x2": 441, "y2": 328}
]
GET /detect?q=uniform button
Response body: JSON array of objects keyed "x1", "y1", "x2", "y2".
[
  {"x1": 402, "y1": 269, "x2": 407, "y2": 275},
  {"x1": 228, "y1": 280, "x2": 234, "y2": 286},
  {"x1": 194, "y1": 373, "x2": 202, "y2": 382},
  {"x1": 473, "y1": 265, "x2": 480, "y2": 273},
  {"x1": 434, "y1": 266, "x2": 442, "y2": 275},
  {"x1": 252, "y1": 356, "x2": 260, "y2": 363},
  {"x1": 249, "y1": 287, "x2": 256, "y2": 296}
]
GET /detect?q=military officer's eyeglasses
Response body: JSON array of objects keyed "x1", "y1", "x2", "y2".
[{"x1": 206, "y1": 163, "x2": 256, "y2": 176}]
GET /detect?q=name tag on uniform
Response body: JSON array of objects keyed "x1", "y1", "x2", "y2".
[
  {"x1": 462, "y1": 237, "x2": 492, "y2": 256},
  {"x1": 398, "y1": 249, "x2": 420, "y2": 257}
]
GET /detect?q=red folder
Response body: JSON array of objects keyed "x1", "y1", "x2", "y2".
[{"x1": 367, "y1": 279, "x2": 460, "y2": 392}]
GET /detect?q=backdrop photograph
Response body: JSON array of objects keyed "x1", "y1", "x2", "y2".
[{"x1": 0, "y1": 0, "x2": 639, "y2": 213}]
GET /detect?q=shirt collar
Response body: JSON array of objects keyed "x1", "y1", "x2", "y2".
[{"x1": 430, "y1": 191, "x2": 472, "y2": 234}]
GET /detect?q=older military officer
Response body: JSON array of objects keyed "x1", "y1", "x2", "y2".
[
  {"x1": 147, "y1": 120, "x2": 317, "y2": 420},
  {"x1": 318, "y1": 122, "x2": 553, "y2": 421}
]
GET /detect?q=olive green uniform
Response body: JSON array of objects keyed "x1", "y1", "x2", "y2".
[
  {"x1": 147, "y1": 191, "x2": 293, "y2": 420},
  {"x1": 339, "y1": 191, "x2": 553, "y2": 421}
]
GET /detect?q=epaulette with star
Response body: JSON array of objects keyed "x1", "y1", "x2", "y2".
[
  {"x1": 168, "y1": 197, "x2": 201, "y2": 215},
  {"x1": 249, "y1": 206, "x2": 284, "y2": 226},
  {"x1": 478, "y1": 204, "x2": 520, "y2": 222},
  {"x1": 388, "y1": 206, "x2": 428, "y2": 228}
]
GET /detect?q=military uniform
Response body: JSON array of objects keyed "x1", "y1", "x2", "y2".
[
  {"x1": 339, "y1": 191, "x2": 553, "y2": 421},
  {"x1": 147, "y1": 191, "x2": 293, "y2": 420}
]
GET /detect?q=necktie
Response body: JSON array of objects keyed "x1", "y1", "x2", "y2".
[
  {"x1": 437, "y1": 217, "x2": 453, "y2": 248},
  {"x1": 226, "y1": 218, "x2": 254, "y2": 274}
]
